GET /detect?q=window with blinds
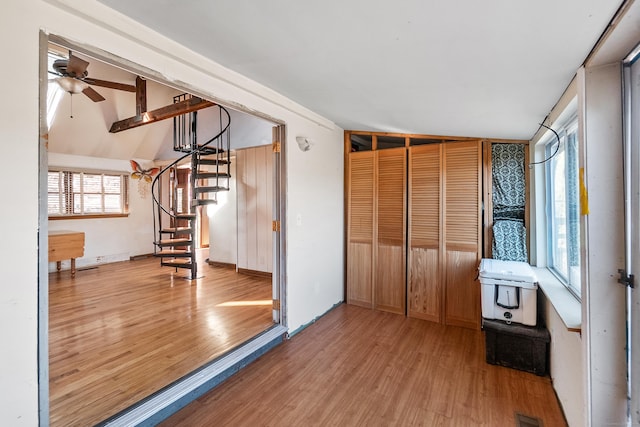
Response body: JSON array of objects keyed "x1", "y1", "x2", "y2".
[{"x1": 48, "y1": 170, "x2": 129, "y2": 217}]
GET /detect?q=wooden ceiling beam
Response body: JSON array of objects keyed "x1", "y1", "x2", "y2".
[
  {"x1": 136, "y1": 76, "x2": 147, "y2": 117},
  {"x1": 109, "y1": 97, "x2": 215, "y2": 133}
]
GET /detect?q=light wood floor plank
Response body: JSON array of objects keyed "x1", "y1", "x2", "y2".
[
  {"x1": 161, "y1": 304, "x2": 567, "y2": 427},
  {"x1": 49, "y1": 256, "x2": 273, "y2": 427}
]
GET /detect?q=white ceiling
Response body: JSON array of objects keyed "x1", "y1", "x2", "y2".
[{"x1": 96, "y1": 0, "x2": 623, "y2": 140}]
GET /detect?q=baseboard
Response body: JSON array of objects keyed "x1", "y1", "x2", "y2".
[
  {"x1": 237, "y1": 268, "x2": 272, "y2": 279},
  {"x1": 130, "y1": 253, "x2": 154, "y2": 261},
  {"x1": 206, "y1": 260, "x2": 237, "y2": 269}
]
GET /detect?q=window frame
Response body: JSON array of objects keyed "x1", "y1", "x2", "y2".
[
  {"x1": 544, "y1": 117, "x2": 581, "y2": 299},
  {"x1": 48, "y1": 168, "x2": 130, "y2": 219}
]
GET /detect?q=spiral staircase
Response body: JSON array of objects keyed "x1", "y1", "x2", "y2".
[{"x1": 151, "y1": 94, "x2": 231, "y2": 279}]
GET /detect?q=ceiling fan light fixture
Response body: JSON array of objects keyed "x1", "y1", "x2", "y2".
[{"x1": 56, "y1": 76, "x2": 89, "y2": 94}]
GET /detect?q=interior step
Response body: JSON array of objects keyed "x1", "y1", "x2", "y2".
[
  {"x1": 155, "y1": 238, "x2": 192, "y2": 247},
  {"x1": 160, "y1": 258, "x2": 194, "y2": 269},
  {"x1": 173, "y1": 146, "x2": 224, "y2": 155},
  {"x1": 192, "y1": 199, "x2": 218, "y2": 206},
  {"x1": 175, "y1": 213, "x2": 196, "y2": 220},
  {"x1": 161, "y1": 227, "x2": 192, "y2": 234},
  {"x1": 194, "y1": 186, "x2": 228, "y2": 194},
  {"x1": 195, "y1": 172, "x2": 231, "y2": 179},
  {"x1": 155, "y1": 249, "x2": 192, "y2": 257},
  {"x1": 198, "y1": 146, "x2": 224, "y2": 155},
  {"x1": 198, "y1": 158, "x2": 230, "y2": 166}
]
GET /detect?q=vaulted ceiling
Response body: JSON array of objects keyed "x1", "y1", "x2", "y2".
[
  {"x1": 48, "y1": 48, "x2": 274, "y2": 161},
  {"x1": 95, "y1": 0, "x2": 623, "y2": 140}
]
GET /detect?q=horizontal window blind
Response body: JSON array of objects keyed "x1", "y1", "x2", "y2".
[{"x1": 48, "y1": 170, "x2": 129, "y2": 216}]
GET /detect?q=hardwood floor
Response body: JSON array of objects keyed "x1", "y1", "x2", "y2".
[
  {"x1": 162, "y1": 304, "x2": 567, "y2": 427},
  {"x1": 48, "y1": 256, "x2": 273, "y2": 427}
]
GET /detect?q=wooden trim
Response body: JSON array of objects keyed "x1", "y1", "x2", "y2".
[
  {"x1": 129, "y1": 253, "x2": 154, "y2": 261},
  {"x1": 238, "y1": 268, "x2": 273, "y2": 279},
  {"x1": 476, "y1": 140, "x2": 483, "y2": 262},
  {"x1": 482, "y1": 140, "x2": 531, "y2": 261},
  {"x1": 372, "y1": 150, "x2": 378, "y2": 308},
  {"x1": 49, "y1": 213, "x2": 129, "y2": 220},
  {"x1": 481, "y1": 139, "x2": 531, "y2": 146},
  {"x1": 483, "y1": 140, "x2": 493, "y2": 258},
  {"x1": 439, "y1": 143, "x2": 446, "y2": 325},
  {"x1": 347, "y1": 129, "x2": 528, "y2": 144},
  {"x1": 344, "y1": 132, "x2": 350, "y2": 302},
  {"x1": 206, "y1": 260, "x2": 237, "y2": 269},
  {"x1": 135, "y1": 76, "x2": 147, "y2": 117},
  {"x1": 109, "y1": 97, "x2": 215, "y2": 133}
]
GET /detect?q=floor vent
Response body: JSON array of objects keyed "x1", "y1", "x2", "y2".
[{"x1": 515, "y1": 413, "x2": 542, "y2": 427}]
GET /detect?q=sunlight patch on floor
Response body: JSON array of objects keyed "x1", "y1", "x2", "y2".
[{"x1": 216, "y1": 300, "x2": 271, "y2": 307}]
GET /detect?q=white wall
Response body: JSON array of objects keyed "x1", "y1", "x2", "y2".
[
  {"x1": 2, "y1": 0, "x2": 343, "y2": 424},
  {"x1": 530, "y1": 62, "x2": 629, "y2": 425},
  {"x1": 541, "y1": 294, "x2": 584, "y2": 426},
  {"x1": 579, "y1": 63, "x2": 628, "y2": 426},
  {"x1": 208, "y1": 160, "x2": 238, "y2": 265},
  {"x1": 2, "y1": 2, "x2": 40, "y2": 424},
  {"x1": 286, "y1": 124, "x2": 345, "y2": 331},
  {"x1": 47, "y1": 153, "x2": 156, "y2": 271}
]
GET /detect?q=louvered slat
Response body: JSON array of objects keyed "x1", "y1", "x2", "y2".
[
  {"x1": 410, "y1": 144, "x2": 440, "y2": 246},
  {"x1": 445, "y1": 142, "x2": 480, "y2": 246},
  {"x1": 349, "y1": 154, "x2": 375, "y2": 241},
  {"x1": 377, "y1": 150, "x2": 405, "y2": 243}
]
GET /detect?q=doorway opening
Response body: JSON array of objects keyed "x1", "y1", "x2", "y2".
[{"x1": 39, "y1": 33, "x2": 287, "y2": 426}]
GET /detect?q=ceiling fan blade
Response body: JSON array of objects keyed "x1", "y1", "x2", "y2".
[
  {"x1": 67, "y1": 54, "x2": 89, "y2": 78},
  {"x1": 82, "y1": 86, "x2": 106, "y2": 102},
  {"x1": 85, "y1": 78, "x2": 136, "y2": 92}
]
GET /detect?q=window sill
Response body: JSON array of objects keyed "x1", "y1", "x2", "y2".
[
  {"x1": 49, "y1": 213, "x2": 129, "y2": 220},
  {"x1": 532, "y1": 267, "x2": 582, "y2": 333}
]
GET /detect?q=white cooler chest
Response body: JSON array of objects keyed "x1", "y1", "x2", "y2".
[{"x1": 479, "y1": 258, "x2": 538, "y2": 326}]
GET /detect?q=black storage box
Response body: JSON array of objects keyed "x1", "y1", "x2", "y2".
[{"x1": 483, "y1": 318, "x2": 550, "y2": 376}]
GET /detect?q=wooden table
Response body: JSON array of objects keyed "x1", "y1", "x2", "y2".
[{"x1": 49, "y1": 230, "x2": 85, "y2": 277}]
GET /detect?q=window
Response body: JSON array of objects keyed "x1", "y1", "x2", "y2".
[
  {"x1": 546, "y1": 120, "x2": 581, "y2": 297},
  {"x1": 48, "y1": 170, "x2": 129, "y2": 217},
  {"x1": 47, "y1": 49, "x2": 67, "y2": 129}
]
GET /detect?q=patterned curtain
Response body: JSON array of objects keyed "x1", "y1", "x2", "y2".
[
  {"x1": 492, "y1": 144, "x2": 527, "y2": 261},
  {"x1": 492, "y1": 219, "x2": 527, "y2": 262}
]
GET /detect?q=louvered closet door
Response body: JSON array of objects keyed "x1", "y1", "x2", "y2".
[
  {"x1": 408, "y1": 144, "x2": 442, "y2": 322},
  {"x1": 347, "y1": 151, "x2": 375, "y2": 308},
  {"x1": 443, "y1": 141, "x2": 482, "y2": 329},
  {"x1": 375, "y1": 148, "x2": 407, "y2": 314}
]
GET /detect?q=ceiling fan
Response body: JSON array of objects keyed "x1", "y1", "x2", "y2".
[{"x1": 50, "y1": 52, "x2": 136, "y2": 102}]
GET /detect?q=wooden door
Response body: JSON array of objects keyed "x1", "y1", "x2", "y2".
[
  {"x1": 347, "y1": 151, "x2": 375, "y2": 308},
  {"x1": 237, "y1": 146, "x2": 274, "y2": 273},
  {"x1": 408, "y1": 144, "x2": 442, "y2": 322},
  {"x1": 443, "y1": 141, "x2": 482, "y2": 329},
  {"x1": 374, "y1": 148, "x2": 406, "y2": 314}
]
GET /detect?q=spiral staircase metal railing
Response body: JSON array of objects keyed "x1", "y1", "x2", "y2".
[{"x1": 150, "y1": 95, "x2": 231, "y2": 279}]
